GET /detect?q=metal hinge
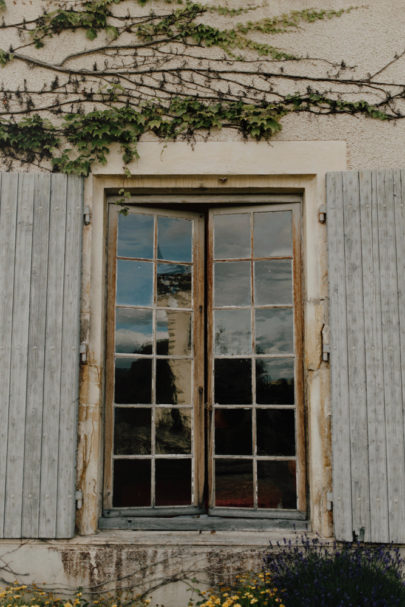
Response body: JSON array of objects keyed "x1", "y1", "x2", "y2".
[
  {"x1": 83, "y1": 206, "x2": 91, "y2": 225},
  {"x1": 318, "y1": 207, "x2": 327, "y2": 223},
  {"x1": 75, "y1": 489, "x2": 83, "y2": 510},
  {"x1": 327, "y1": 492, "x2": 333, "y2": 511},
  {"x1": 80, "y1": 341, "x2": 88, "y2": 363},
  {"x1": 322, "y1": 324, "x2": 330, "y2": 362}
]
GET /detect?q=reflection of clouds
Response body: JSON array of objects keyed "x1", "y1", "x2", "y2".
[
  {"x1": 253, "y1": 211, "x2": 292, "y2": 257},
  {"x1": 116, "y1": 307, "x2": 152, "y2": 328},
  {"x1": 214, "y1": 214, "x2": 250, "y2": 259},
  {"x1": 118, "y1": 213, "x2": 154, "y2": 259},
  {"x1": 255, "y1": 260, "x2": 292, "y2": 305},
  {"x1": 115, "y1": 328, "x2": 166, "y2": 353},
  {"x1": 215, "y1": 310, "x2": 251, "y2": 355},
  {"x1": 158, "y1": 217, "x2": 192, "y2": 262},
  {"x1": 215, "y1": 261, "x2": 251, "y2": 306},
  {"x1": 255, "y1": 309, "x2": 293, "y2": 354},
  {"x1": 257, "y1": 358, "x2": 294, "y2": 381}
]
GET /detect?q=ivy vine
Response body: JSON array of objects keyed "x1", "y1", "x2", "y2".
[{"x1": 0, "y1": 0, "x2": 402, "y2": 174}]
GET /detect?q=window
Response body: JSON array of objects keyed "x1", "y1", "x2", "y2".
[{"x1": 103, "y1": 196, "x2": 305, "y2": 525}]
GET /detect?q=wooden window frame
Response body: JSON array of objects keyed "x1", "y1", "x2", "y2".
[{"x1": 101, "y1": 193, "x2": 306, "y2": 530}]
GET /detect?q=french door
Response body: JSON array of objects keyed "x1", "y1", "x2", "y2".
[{"x1": 103, "y1": 199, "x2": 305, "y2": 520}]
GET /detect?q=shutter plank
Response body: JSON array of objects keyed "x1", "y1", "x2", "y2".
[
  {"x1": 379, "y1": 170, "x2": 405, "y2": 542},
  {"x1": 22, "y1": 175, "x2": 51, "y2": 538},
  {"x1": 396, "y1": 171, "x2": 405, "y2": 540},
  {"x1": 57, "y1": 175, "x2": 82, "y2": 538},
  {"x1": 39, "y1": 175, "x2": 68, "y2": 538},
  {"x1": 342, "y1": 172, "x2": 370, "y2": 540},
  {"x1": 359, "y1": 170, "x2": 389, "y2": 542},
  {"x1": 4, "y1": 174, "x2": 35, "y2": 538},
  {"x1": 0, "y1": 174, "x2": 19, "y2": 538},
  {"x1": 327, "y1": 172, "x2": 352, "y2": 541}
]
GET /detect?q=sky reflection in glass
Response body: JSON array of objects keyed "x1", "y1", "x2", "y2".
[
  {"x1": 116, "y1": 260, "x2": 153, "y2": 306},
  {"x1": 158, "y1": 216, "x2": 192, "y2": 262},
  {"x1": 214, "y1": 213, "x2": 250, "y2": 259},
  {"x1": 118, "y1": 213, "x2": 154, "y2": 259},
  {"x1": 115, "y1": 308, "x2": 153, "y2": 354},
  {"x1": 254, "y1": 211, "x2": 292, "y2": 257}
]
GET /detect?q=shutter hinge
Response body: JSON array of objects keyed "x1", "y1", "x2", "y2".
[
  {"x1": 83, "y1": 206, "x2": 91, "y2": 225},
  {"x1": 322, "y1": 324, "x2": 330, "y2": 362},
  {"x1": 318, "y1": 207, "x2": 327, "y2": 223},
  {"x1": 327, "y1": 491, "x2": 333, "y2": 511},
  {"x1": 80, "y1": 341, "x2": 88, "y2": 363},
  {"x1": 75, "y1": 489, "x2": 83, "y2": 510}
]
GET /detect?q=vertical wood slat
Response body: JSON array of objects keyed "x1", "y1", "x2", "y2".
[
  {"x1": 327, "y1": 169, "x2": 405, "y2": 543},
  {"x1": 327, "y1": 172, "x2": 352, "y2": 541},
  {"x1": 0, "y1": 174, "x2": 19, "y2": 538},
  {"x1": 4, "y1": 174, "x2": 35, "y2": 538},
  {"x1": 0, "y1": 173, "x2": 83, "y2": 539}
]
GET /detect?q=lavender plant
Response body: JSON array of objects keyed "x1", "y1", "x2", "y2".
[{"x1": 264, "y1": 536, "x2": 405, "y2": 607}]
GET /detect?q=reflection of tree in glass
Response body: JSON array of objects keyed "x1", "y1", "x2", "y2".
[
  {"x1": 256, "y1": 359, "x2": 294, "y2": 404},
  {"x1": 156, "y1": 408, "x2": 191, "y2": 454}
]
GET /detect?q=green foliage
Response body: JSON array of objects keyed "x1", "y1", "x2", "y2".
[
  {"x1": 0, "y1": 48, "x2": 12, "y2": 65},
  {"x1": 0, "y1": 0, "x2": 6, "y2": 11},
  {"x1": 0, "y1": 115, "x2": 59, "y2": 164}
]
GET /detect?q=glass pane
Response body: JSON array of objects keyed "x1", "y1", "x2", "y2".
[
  {"x1": 257, "y1": 409, "x2": 295, "y2": 456},
  {"x1": 116, "y1": 260, "x2": 153, "y2": 306},
  {"x1": 215, "y1": 309, "x2": 251, "y2": 355},
  {"x1": 155, "y1": 459, "x2": 191, "y2": 506},
  {"x1": 156, "y1": 408, "x2": 192, "y2": 454},
  {"x1": 156, "y1": 359, "x2": 192, "y2": 404},
  {"x1": 256, "y1": 358, "x2": 294, "y2": 404},
  {"x1": 118, "y1": 213, "x2": 154, "y2": 259},
  {"x1": 258, "y1": 461, "x2": 296, "y2": 509},
  {"x1": 157, "y1": 263, "x2": 192, "y2": 308},
  {"x1": 157, "y1": 216, "x2": 192, "y2": 262},
  {"x1": 157, "y1": 310, "x2": 192, "y2": 355},
  {"x1": 255, "y1": 308, "x2": 294, "y2": 354},
  {"x1": 214, "y1": 359, "x2": 252, "y2": 404},
  {"x1": 215, "y1": 409, "x2": 252, "y2": 455},
  {"x1": 115, "y1": 358, "x2": 152, "y2": 404},
  {"x1": 114, "y1": 408, "x2": 151, "y2": 455},
  {"x1": 214, "y1": 262, "x2": 251, "y2": 307},
  {"x1": 215, "y1": 460, "x2": 253, "y2": 507},
  {"x1": 115, "y1": 308, "x2": 153, "y2": 354},
  {"x1": 254, "y1": 260, "x2": 292, "y2": 305},
  {"x1": 254, "y1": 211, "x2": 292, "y2": 258},
  {"x1": 214, "y1": 213, "x2": 250, "y2": 259},
  {"x1": 113, "y1": 459, "x2": 151, "y2": 507}
]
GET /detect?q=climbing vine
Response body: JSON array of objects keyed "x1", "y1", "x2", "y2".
[{"x1": 0, "y1": 0, "x2": 403, "y2": 174}]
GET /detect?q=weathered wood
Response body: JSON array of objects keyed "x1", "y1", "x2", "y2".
[
  {"x1": 328, "y1": 169, "x2": 405, "y2": 543},
  {"x1": 378, "y1": 170, "x2": 405, "y2": 542},
  {"x1": 0, "y1": 173, "x2": 83, "y2": 539},
  {"x1": 342, "y1": 172, "x2": 370, "y2": 540},
  {"x1": 57, "y1": 175, "x2": 83, "y2": 538},
  {"x1": 39, "y1": 175, "x2": 68, "y2": 538},
  {"x1": 22, "y1": 174, "x2": 51, "y2": 538},
  {"x1": 359, "y1": 170, "x2": 389, "y2": 542},
  {"x1": 0, "y1": 174, "x2": 19, "y2": 538},
  {"x1": 327, "y1": 172, "x2": 352, "y2": 541},
  {"x1": 4, "y1": 174, "x2": 35, "y2": 538}
]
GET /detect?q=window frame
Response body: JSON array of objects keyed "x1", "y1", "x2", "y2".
[{"x1": 101, "y1": 193, "x2": 306, "y2": 529}]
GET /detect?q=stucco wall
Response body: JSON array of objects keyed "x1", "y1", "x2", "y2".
[{"x1": 1, "y1": 0, "x2": 405, "y2": 170}]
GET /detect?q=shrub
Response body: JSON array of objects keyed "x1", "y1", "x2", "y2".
[
  {"x1": 0, "y1": 583, "x2": 150, "y2": 607},
  {"x1": 264, "y1": 536, "x2": 405, "y2": 607},
  {"x1": 195, "y1": 572, "x2": 285, "y2": 607}
]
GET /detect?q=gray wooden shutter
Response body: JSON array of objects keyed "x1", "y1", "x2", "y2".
[
  {"x1": 327, "y1": 169, "x2": 405, "y2": 543},
  {"x1": 0, "y1": 173, "x2": 83, "y2": 539}
]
